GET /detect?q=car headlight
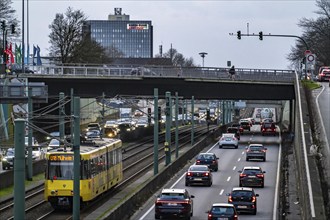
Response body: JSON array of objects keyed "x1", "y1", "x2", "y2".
[{"x1": 2, "y1": 158, "x2": 7, "y2": 162}]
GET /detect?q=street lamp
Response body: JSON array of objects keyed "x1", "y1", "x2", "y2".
[{"x1": 199, "y1": 52, "x2": 208, "y2": 68}]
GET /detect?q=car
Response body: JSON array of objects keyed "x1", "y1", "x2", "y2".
[
  {"x1": 227, "y1": 126, "x2": 241, "y2": 140},
  {"x1": 260, "y1": 118, "x2": 273, "y2": 125},
  {"x1": 261, "y1": 122, "x2": 276, "y2": 136},
  {"x1": 195, "y1": 152, "x2": 219, "y2": 171},
  {"x1": 185, "y1": 164, "x2": 213, "y2": 186},
  {"x1": 2, "y1": 148, "x2": 28, "y2": 170},
  {"x1": 231, "y1": 123, "x2": 243, "y2": 133},
  {"x1": 154, "y1": 188, "x2": 194, "y2": 219},
  {"x1": 135, "y1": 118, "x2": 149, "y2": 128},
  {"x1": 104, "y1": 120, "x2": 118, "y2": 128},
  {"x1": 227, "y1": 187, "x2": 259, "y2": 215},
  {"x1": 103, "y1": 127, "x2": 117, "y2": 138},
  {"x1": 317, "y1": 66, "x2": 330, "y2": 81},
  {"x1": 2, "y1": 148, "x2": 15, "y2": 169},
  {"x1": 85, "y1": 129, "x2": 101, "y2": 139},
  {"x1": 246, "y1": 144, "x2": 267, "y2": 161},
  {"x1": 86, "y1": 123, "x2": 101, "y2": 132},
  {"x1": 48, "y1": 138, "x2": 60, "y2": 149},
  {"x1": 238, "y1": 166, "x2": 266, "y2": 188},
  {"x1": 218, "y1": 133, "x2": 238, "y2": 149},
  {"x1": 207, "y1": 203, "x2": 238, "y2": 220},
  {"x1": 239, "y1": 119, "x2": 252, "y2": 131}
]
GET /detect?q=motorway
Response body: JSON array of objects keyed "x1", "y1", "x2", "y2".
[{"x1": 132, "y1": 124, "x2": 281, "y2": 220}]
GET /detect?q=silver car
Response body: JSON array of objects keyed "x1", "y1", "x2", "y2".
[
  {"x1": 246, "y1": 144, "x2": 267, "y2": 161},
  {"x1": 218, "y1": 133, "x2": 238, "y2": 149}
]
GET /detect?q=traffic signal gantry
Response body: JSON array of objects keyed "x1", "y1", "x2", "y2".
[{"x1": 236, "y1": 30, "x2": 263, "y2": 40}]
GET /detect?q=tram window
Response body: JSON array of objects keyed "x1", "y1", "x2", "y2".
[
  {"x1": 48, "y1": 161, "x2": 73, "y2": 180},
  {"x1": 91, "y1": 158, "x2": 98, "y2": 177},
  {"x1": 81, "y1": 160, "x2": 89, "y2": 179}
]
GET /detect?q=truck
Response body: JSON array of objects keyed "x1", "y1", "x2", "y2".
[{"x1": 120, "y1": 108, "x2": 132, "y2": 118}]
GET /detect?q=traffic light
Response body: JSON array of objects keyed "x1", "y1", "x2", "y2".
[
  {"x1": 237, "y1": 31, "x2": 241, "y2": 40},
  {"x1": 206, "y1": 109, "x2": 210, "y2": 120},
  {"x1": 147, "y1": 108, "x2": 151, "y2": 125},
  {"x1": 259, "y1": 31, "x2": 263, "y2": 40},
  {"x1": 1, "y1": 21, "x2": 5, "y2": 30},
  {"x1": 11, "y1": 24, "x2": 15, "y2": 34}
]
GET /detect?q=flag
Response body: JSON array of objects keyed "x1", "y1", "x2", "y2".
[
  {"x1": 33, "y1": 45, "x2": 37, "y2": 65},
  {"x1": 36, "y1": 45, "x2": 42, "y2": 65},
  {"x1": 15, "y1": 43, "x2": 22, "y2": 64},
  {"x1": 27, "y1": 44, "x2": 30, "y2": 65},
  {"x1": 5, "y1": 43, "x2": 14, "y2": 64}
]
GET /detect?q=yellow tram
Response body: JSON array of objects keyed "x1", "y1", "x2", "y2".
[{"x1": 44, "y1": 138, "x2": 123, "y2": 209}]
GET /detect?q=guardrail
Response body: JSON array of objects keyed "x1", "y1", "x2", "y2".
[{"x1": 19, "y1": 65, "x2": 296, "y2": 83}]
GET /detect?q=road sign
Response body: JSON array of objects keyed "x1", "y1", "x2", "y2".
[{"x1": 304, "y1": 50, "x2": 312, "y2": 55}]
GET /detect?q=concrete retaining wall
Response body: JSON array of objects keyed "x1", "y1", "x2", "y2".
[{"x1": 0, "y1": 159, "x2": 46, "y2": 189}]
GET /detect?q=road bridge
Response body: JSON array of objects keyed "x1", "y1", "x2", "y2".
[{"x1": 11, "y1": 65, "x2": 296, "y2": 100}]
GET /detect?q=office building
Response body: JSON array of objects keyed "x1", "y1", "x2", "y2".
[{"x1": 83, "y1": 8, "x2": 153, "y2": 58}]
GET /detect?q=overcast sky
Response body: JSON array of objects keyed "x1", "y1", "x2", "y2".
[{"x1": 11, "y1": 0, "x2": 319, "y2": 69}]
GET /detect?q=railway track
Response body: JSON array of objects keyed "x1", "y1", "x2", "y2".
[{"x1": 2, "y1": 123, "x2": 216, "y2": 219}]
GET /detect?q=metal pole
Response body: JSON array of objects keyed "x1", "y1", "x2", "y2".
[
  {"x1": 153, "y1": 88, "x2": 159, "y2": 175},
  {"x1": 22, "y1": 0, "x2": 25, "y2": 70},
  {"x1": 14, "y1": 118, "x2": 26, "y2": 220},
  {"x1": 73, "y1": 97, "x2": 80, "y2": 219},
  {"x1": 184, "y1": 99, "x2": 187, "y2": 125},
  {"x1": 217, "y1": 100, "x2": 220, "y2": 125},
  {"x1": 191, "y1": 96, "x2": 194, "y2": 146},
  {"x1": 175, "y1": 92, "x2": 179, "y2": 159},
  {"x1": 59, "y1": 92, "x2": 65, "y2": 147},
  {"x1": 70, "y1": 89, "x2": 74, "y2": 143},
  {"x1": 165, "y1": 91, "x2": 171, "y2": 166},
  {"x1": 221, "y1": 101, "x2": 226, "y2": 125},
  {"x1": 27, "y1": 87, "x2": 33, "y2": 180},
  {"x1": 101, "y1": 92, "x2": 105, "y2": 137}
]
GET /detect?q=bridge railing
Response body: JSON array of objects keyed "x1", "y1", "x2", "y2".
[{"x1": 24, "y1": 65, "x2": 296, "y2": 82}]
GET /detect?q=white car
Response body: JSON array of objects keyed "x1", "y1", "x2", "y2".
[
  {"x1": 218, "y1": 133, "x2": 238, "y2": 149},
  {"x1": 48, "y1": 138, "x2": 60, "y2": 149}
]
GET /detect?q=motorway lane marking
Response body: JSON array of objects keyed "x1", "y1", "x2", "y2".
[
  {"x1": 227, "y1": 176, "x2": 231, "y2": 181},
  {"x1": 219, "y1": 189, "x2": 224, "y2": 195},
  {"x1": 241, "y1": 151, "x2": 245, "y2": 155},
  {"x1": 233, "y1": 166, "x2": 236, "y2": 170},
  {"x1": 237, "y1": 158, "x2": 241, "y2": 161}
]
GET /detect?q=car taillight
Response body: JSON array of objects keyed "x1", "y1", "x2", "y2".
[
  {"x1": 234, "y1": 214, "x2": 238, "y2": 220},
  {"x1": 212, "y1": 160, "x2": 216, "y2": 164},
  {"x1": 196, "y1": 160, "x2": 201, "y2": 164},
  {"x1": 256, "y1": 174, "x2": 264, "y2": 178},
  {"x1": 207, "y1": 213, "x2": 213, "y2": 220},
  {"x1": 187, "y1": 172, "x2": 192, "y2": 176},
  {"x1": 240, "y1": 173, "x2": 247, "y2": 177},
  {"x1": 228, "y1": 196, "x2": 233, "y2": 202},
  {"x1": 252, "y1": 196, "x2": 256, "y2": 203},
  {"x1": 204, "y1": 172, "x2": 210, "y2": 176},
  {"x1": 262, "y1": 150, "x2": 266, "y2": 152}
]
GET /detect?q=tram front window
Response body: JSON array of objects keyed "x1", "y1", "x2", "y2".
[{"x1": 48, "y1": 161, "x2": 74, "y2": 180}]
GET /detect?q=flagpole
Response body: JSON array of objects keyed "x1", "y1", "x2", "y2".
[
  {"x1": 27, "y1": 0, "x2": 29, "y2": 70},
  {"x1": 22, "y1": 0, "x2": 25, "y2": 70}
]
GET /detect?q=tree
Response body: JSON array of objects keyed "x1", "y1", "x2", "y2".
[
  {"x1": 288, "y1": 0, "x2": 330, "y2": 69},
  {"x1": 105, "y1": 45, "x2": 125, "y2": 58},
  {"x1": 70, "y1": 36, "x2": 112, "y2": 64},
  {"x1": 0, "y1": 0, "x2": 20, "y2": 48},
  {"x1": 49, "y1": 7, "x2": 87, "y2": 64},
  {"x1": 155, "y1": 47, "x2": 196, "y2": 67}
]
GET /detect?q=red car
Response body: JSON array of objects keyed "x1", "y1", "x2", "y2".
[{"x1": 261, "y1": 122, "x2": 276, "y2": 136}]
